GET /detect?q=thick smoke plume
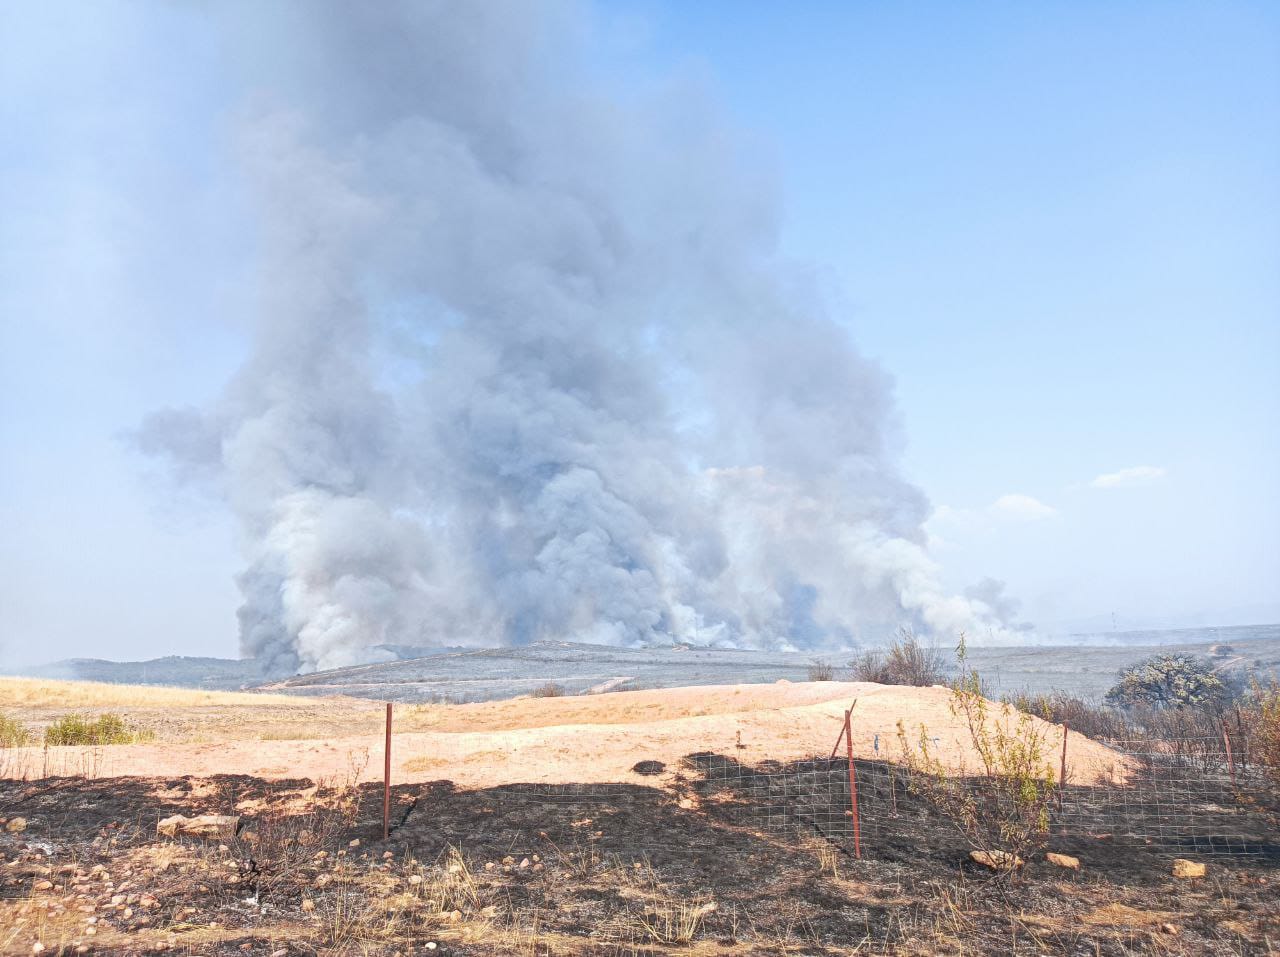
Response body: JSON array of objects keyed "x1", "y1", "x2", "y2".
[{"x1": 141, "y1": 2, "x2": 1027, "y2": 672}]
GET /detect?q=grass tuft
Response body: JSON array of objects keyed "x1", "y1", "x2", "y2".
[
  {"x1": 44, "y1": 712, "x2": 153, "y2": 746},
  {"x1": 0, "y1": 712, "x2": 29, "y2": 747}
]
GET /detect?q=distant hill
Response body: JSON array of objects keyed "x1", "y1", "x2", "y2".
[
  {"x1": 9, "y1": 624, "x2": 1278, "y2": 702},
  {"x1": 11, "y1": 655, "x2": 273, "y2": 690}
]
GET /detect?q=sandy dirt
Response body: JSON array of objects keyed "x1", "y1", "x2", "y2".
[{"x1": 8, "y1": 681, "x2": 1132, "y2": 788}]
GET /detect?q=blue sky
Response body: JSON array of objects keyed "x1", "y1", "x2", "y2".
[
  {"x1": 0, "y1": 1, "x2": 1277, "y2": 666},
  {"x1": 607, "y1": 0, "x2": 1280, "y2": 629}
]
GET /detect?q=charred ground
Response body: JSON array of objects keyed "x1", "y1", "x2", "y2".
[{"x1": 3, "y1": 760, "x2": 1278, "y2": 956}]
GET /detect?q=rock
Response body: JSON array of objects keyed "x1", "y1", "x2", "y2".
[
  {"x1": 7, "y1": 818, "x2": 27, "y2": 833},
  {"x1": 156, "y1": 815, "x2": 240, "y2": 841},
  {"x1": 1045, "y1": 853, "x2": 1080, "y2": 871},
  {"x1": 301, "y1": 899, "x2": 315, "y2": 913},
  {"x1": 1161, "y1": 922, "x2": 1179, "y2": 935},
  {"x1": 408, "y1": 875, "x2": 423, "y2": 885},
  {"x1": 32, "y1": 944, "x2": 45, "y2": 955},
  {"x1": 1172, "y1": 859, "x2": 1206, "y2": 879},
  {"x1": 631, "y1": 760, "x2": 665, "y2": 776},
  {"x1": 969, "y1": 850, "x2": 1023, "y2": 872},
  {"x1": 348, "y1": 839, "x2": 360, "y2": 848},
  {"x1": 34, "y1": 880, "x2": 53, "y2": 891}
]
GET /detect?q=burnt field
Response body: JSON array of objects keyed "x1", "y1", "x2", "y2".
[{"x1": 3, "y1": 756, "x2": 1278, "y2": 956}]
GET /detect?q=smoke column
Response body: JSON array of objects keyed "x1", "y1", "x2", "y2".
[{"x1": 140, "y1": 1, "x2": 1027, "y2": 672}]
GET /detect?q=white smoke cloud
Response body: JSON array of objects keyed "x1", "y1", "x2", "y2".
[
  {"x1": 1090, "y1": 466, "x2": 1166, "y2": 489},
  {"x1": 138, "y1": 1, "x2": 1029, "y2": 671}
]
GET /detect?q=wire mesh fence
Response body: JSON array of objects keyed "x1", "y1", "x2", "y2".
[{"x1": 405, "y1": 735, "x2": 1280, "y2": 863}]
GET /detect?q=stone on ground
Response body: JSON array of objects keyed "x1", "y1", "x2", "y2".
[
  {"x1": 1171, "y1": 859, "x2": 1205, "y2": 879},
  {"x1": 969, "y1": 850, "x2": 1023, "y2": 871}
]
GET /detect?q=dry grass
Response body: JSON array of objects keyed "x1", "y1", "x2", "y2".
[
  {"x1": 0, "y1": 677, "x2": 388, "y2": 747},
  {"x1": 530, "y1": 682, "x2": 567, "y2": 698},
  {"x1": 0, "y1": 676, "x2": 311, "y2": 710}
]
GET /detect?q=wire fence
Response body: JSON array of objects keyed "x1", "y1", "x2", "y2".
[{"x1": 403, "y1": 734, "x2": 1280, "y2": 863}]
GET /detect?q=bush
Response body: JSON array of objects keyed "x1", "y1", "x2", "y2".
[
  {"x1": 1244, "y1": 681, "x2": 1280, "y2": 785},
  {"x1": 850, "y1": 628, "x2": 946, "y2": 686},
  {"x1": 896, "y1": 639, "x2": 1059, "y2": 872},
  {"x1": 807, "y1": 660, "x2": 834, "y2": 681},
  {"x1": 1002, "y1": 692, "x2": 1127, "y2": 741},
  {"x1": 1104, "y1": 654, "x2": 1230, "y2": 712},
  {"x1": 44, "y1": 713, "x2": 148, "y2": 746},
  {"x1": 0, "y1": 712, "x2": 29, "y2": 748},
  {"x1": 530, "y1": 682, "x2": 566, "y2": 698}
]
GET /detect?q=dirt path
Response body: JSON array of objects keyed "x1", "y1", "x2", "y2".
[{"x1": 7, "y1": 681, "x2": 1132, "y2": 788}]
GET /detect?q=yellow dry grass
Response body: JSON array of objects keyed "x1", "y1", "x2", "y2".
[{"x1": 0, "y1": 676, "x2": 311, "y2": 710}]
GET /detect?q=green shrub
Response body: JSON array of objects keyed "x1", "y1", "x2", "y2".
[
  {"x1": 1245, "y1": 680, "x2": 1280, "y2": 786},
  {"x1": 0, "y1": 712, "x2": 29, "y2": 748},
  {"x1": 896, "y1": 635, "x2": 1059, "y2": 872},
  {"x1": 1104, "y1": 653, "x2": 1229, "y2": 712},
  {"x1": 44, "y1": 713, "x2": 149, "y2": 746}
]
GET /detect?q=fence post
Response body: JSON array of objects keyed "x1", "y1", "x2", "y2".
[
  {"x1": 383, "y1": 702, "x2": 393, "y2": 840},
  {"x1": 1058, "y1": 723, "x2": 1069, "y2": 813},
  {"x1": 1221, "y1": 720, "x2": 1236, "y2": 789},
  {"x1": 843, "y1": 709, "x2": 862, "y2": 859}
]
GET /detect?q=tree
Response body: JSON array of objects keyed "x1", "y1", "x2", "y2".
[{"x1": 1104, "y1": 654, "x2": 1228, "y2": 711}]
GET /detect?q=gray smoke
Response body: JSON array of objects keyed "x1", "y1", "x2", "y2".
[{"x1": 140, "y1": 1, "x2": 1028, "y2": 672}]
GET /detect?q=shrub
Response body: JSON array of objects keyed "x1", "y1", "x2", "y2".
[
  {"x1": 530, "y1": 682, "x2": 566, "y2": 698},
  {"x1": 850, "y1": 627, "x2": 946, "y2": 686},
  {"x1": 44, "y1": 712, "x2": 149, "y2": 746},
  {"x1": 1244, "y1": 680, "x2": 1280, "y2": 785},
  {"x1": 0, "y1": 712, "x2": 29, "y2": 748},
  {"x1": 1002, "y1": 692, "x2": 1127, "y2": 741},
  {"x1": 896, "y1": 636, "x2": 1059, "y2": 872},
  {"x1": 1104, "y1": 654, "x2": 1230, "y2": 712},
  {"x1": 807, "y1": 660, "x2": 834, "y2": 681}
]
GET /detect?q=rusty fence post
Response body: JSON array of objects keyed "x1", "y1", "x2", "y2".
[
  {"x1": 843, "y1": 709, "x2": 862, "y2": 859},
  {"x1": 1058, "y1": 722, "x2": 1069, "y2": 813},
  {"x1": 383, "y1": 702, "x2": 393, "y2": 841},
  {"x1": 1222, "y1": 720, "x2": 1236, "y2": 790}
]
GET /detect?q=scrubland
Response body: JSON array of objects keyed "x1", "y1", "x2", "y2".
[{"x1": 0, "y1": 669, "x2": 1277, "y2": 955}]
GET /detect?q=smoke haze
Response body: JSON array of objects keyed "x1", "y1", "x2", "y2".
[{"x1": 139, "y1": 1, "x2": 1027, "y2": 672}]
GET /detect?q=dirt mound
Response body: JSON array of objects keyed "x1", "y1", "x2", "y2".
[{"x1": 8, "y1": 681, "x2": 1133, "y2": 789}]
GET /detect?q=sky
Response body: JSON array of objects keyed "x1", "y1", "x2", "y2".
[{"x1": 1, "y1": 1, "x2": 1277, "y2": 667}]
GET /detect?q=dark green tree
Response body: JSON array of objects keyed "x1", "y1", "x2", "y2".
[{"x1": 1104, "y1": 653, "x2": 1228, "y2": 711}]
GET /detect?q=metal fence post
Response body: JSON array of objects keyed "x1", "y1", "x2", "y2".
[
  {"x1": 844, "y1": 709, "x2": 862, "y2": 859},
  {"x1": 383, "y1": 702, "x2": 393, "y2": 840},
  {"x1": 1058, "y1": 722, "x2": 1069, "y2": 812},
  {"x1": 1222, "y1": 720, "x2": 1236, "y2": 789}
]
